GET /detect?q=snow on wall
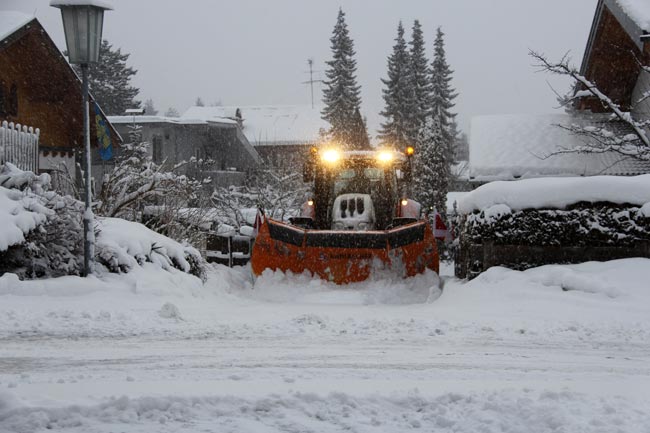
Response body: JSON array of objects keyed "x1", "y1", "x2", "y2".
[
  {"x1": 0, "y1": 11, "x2": 34, "y2": 42},
  {"x1": 469, "y1": 113, "x2": 650, "y2": 181},
  {"x1": 458, "y1": 174, "x2": 650, "y2": 213},
  {"x1": 181, "y1": 105, "x2": 328, "y2": 146}
]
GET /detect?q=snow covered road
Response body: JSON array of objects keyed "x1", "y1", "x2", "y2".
[{"x1": 1, "y1": 260, "x2": 650, "y2": 432}]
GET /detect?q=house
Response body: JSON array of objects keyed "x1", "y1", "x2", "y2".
[
  {"x1": 468, "y1": 0, "x2": 650, "y2": 184},
  {"x1": 181, "y1": 105, "x2": 328, "y2": 171},
  {"x1": 468, "y1": 113, "x2": 650, "y2": 182},
  {"x1": 105, "y1": 115, "x2": 261, "y2": 187},
  {"x1": 579, "y1": 0, "x2": 650, "y2": 117},
  {"x1": 0, "y1": 11, "x2": 121, "y2": 191}
]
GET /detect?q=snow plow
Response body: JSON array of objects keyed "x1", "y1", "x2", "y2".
[{"x1": 251, "y1": 146, "x2": 440, "y2": 284}]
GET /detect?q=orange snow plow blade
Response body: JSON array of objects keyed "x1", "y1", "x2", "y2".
[{"x1": 251, "y1": 219, "x2": 439, "y2": 284}]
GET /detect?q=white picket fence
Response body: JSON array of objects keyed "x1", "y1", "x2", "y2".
[{"x1": 0, "y1": 121, "x2": 40, "y2": 172}]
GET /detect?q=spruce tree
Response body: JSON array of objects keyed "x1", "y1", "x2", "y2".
[
  {"x1": 414, "y1": 115, "x2": 449, "y2": 219},
  {"x1": 408, "y1": 20, "x2": 432, "y2": 144},
  {"x1": 195, "y1": 97, "x2": 205, "y2": 107},
  {"x1": 430, "y1": 27, "x2": 458, "y2": 163},
  {"x1": 164, "y1": 107, "x2": 180, "y2": 118},
  {"x1": 143, "y1": 99, "x2": 158, "y2": 116},
  {"x1": 379, "y1": 22, "x2": 415, "y2": 150},
  {"x1": 321, "y1": 8, "x2": 362, "y2": 146},
  {"x1": 349, "y1": 107, "x2": 371, "y2": 150},
  {"x1": 70, "y1": 40, "x2": 140, "y2": 115}
]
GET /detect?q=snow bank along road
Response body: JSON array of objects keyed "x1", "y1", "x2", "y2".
[{"x1": 1, "y1": 260, "x2": 650, "y2": 432}]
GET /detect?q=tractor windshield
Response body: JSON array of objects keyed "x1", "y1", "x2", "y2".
[{"x1": 333, "y1": 167, "x2": 384, "y2": 196}]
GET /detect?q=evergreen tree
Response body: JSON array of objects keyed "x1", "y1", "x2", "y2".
[
  {"x1": 379, "y1": 22, "x2": 415, "y2": 150},
  {"x1": 164, "y1": 107, "x2": 180, "y2": 118},
  {"x1": 430, "y1": 27, "x2": 458, "y2": 163},
  {"x1": 70, "y1": 40, "x2": 140, "y2": 115},
  {"x1": 321, "y1": 8, "x2": 362, "y2": 146},
  {"x1": 414, "y1": 115, "x2": 449, "y2": 219},
  {"x1": 195, "y1": 97, "x2": 205, "y2": 107},
  {"x1": 349, "y1": 107, "x2": 371, "y2": 150},
  {"x1": 143, "y1": 99, "x2": 158, "y2": 116},
  {"x1": 408, "y1": 20, "x2": 432, "y2": 143}
]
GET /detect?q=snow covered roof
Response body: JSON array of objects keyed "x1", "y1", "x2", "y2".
[
  {"x1": 107, "y1": 115, "x2": 236, "y2": 127},
  {"x1": 181, "y1": 105, "x2": 328, "y2": 146},
  {"x1": 50, "y1": 0, "x2": 114, "y2": 9},
  {"x1": 459, "y1": 174, "x2": 650, "y2": 213},
  {"x1": 0, "y1": 11, "x2": 35, "y2": 42},
  {"x1": 468, "y1": 113, "x2": 650, "y2": 181},
  {"x1": 614, "y1": 0, "x2": 650, "y2": 32}
]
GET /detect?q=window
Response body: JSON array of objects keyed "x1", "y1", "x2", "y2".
[
  {"x1": 0, "y1": 80, "x2": 5, "y2": 116},
  {"x1": 0, "y1": 82, "x2": 18, "y2": 117},
  {"x1": 152, "y1": 135, "x2": 163, "y2": 163},
  {"x1": 8, "y1": 83, "x2": 17, "y2": 116}
]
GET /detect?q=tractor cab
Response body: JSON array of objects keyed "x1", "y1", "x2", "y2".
[{"x1": 301, "y1": 148, "x2": 414, "y2": 231}]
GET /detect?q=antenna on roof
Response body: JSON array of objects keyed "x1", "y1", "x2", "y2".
[{"x1": 302, "y1": 58, "x2": 323, "y2": 109}]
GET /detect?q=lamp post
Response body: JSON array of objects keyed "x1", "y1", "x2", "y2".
[{"x1": 51, "y1": 0, "x2": 112, "y2": 276}]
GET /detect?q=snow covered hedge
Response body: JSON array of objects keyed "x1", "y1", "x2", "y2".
[
  {"x1": 459, "y1": 175, "x2": 650, "y2": 245},
  {"x1": 464, "y1": 203, "x2": 650, "y2": 246},
  {"x1": 456, "y1": 175, "x2": 650, "y2": 276},
  {"x1": 0, "y1": 164, "x2": 205, "y2": 280}
]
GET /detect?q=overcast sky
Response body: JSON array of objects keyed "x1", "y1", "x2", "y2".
[{"x1": 5, "y1": 0, "x2": 597, "y2": 134}]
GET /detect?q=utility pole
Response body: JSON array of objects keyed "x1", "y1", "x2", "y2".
[{"x1": 302, "y1": 58, "x2": 323, "y2": 109}]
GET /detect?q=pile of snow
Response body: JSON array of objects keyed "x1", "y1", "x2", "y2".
[
  {"x1": 1, "y1": 388, "x2": 648, "y2": 433},
  {"x1": 95, "y1": 217, "x2": 202, "y2": 277},
  {"x1": 459, "y1": 174, "x2": 650, "y2": 213},
  {"x1": 246, "y1": 268, "x2": 441, "y2": 305}
]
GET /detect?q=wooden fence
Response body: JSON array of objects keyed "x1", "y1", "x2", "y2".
[{"x1": 0, "y1": 121, "x2": 40, "y2": 172}]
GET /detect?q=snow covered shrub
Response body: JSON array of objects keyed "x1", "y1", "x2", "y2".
[
  {"x1": 0, "y1": 163, "x2": 206, "y2": 281},
  {"x1": 210, "y1": 167, "x2": 306, "y2": 228},
  {"x1": 0, "y1": 163, "x2": 83, "y2": 278},
  {"x1": 95, "y1": 124, "x2": 213, "y2": 249},
  {"x1": 94, "y1": 217, "x2": 206, "y2": 281},
  {"x1": 463, "y1": 202, "x2": 650, "y2": 247}
]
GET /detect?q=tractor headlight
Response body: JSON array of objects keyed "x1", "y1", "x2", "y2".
[
  {"x1": 321, "y1": 149, "x2": 341, "y2": 164},
  {"x1": 376, "y1": 150, "x2": 394, "y2": 164}
]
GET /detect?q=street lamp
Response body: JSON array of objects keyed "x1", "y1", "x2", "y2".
[{"x1": 51, "y1": 0, "x2": 112, "y2": 276}]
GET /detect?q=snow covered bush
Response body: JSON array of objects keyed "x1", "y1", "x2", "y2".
[
  {"x1": 95, "y1": 217, "x2": 206, "y2": 281},
  {"x1": 0, "y1": 163, "x2": 206, "y2": 281},
  {"x1": 0, "y1": 163, "x2": 83, "y2": 278},
  {"x1": 459, "y1": 176, "x2": 650, "y2": 247},
  {"x1": 456, "y1": 175, "x2": 650, "y2": 277},
  {"x1": 210, "y1": 167, "x2": 306, "y2": 229},
  {"x1": 95, "y1": 124, "x2": 213, "y2": 248},
  {"x1": 464, "y1": 202, "x2": 650, "y2": 246}
]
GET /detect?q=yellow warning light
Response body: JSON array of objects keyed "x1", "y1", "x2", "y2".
[
  {"x1": 406, "y1": 146, "x2": 415, "y2": 156},
  {"x1": 307, "y1": 199, "x2": 314, "y2": 206},
  {"x1": 401, "y1": 199, "x2": 409, "y2": 206}
]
